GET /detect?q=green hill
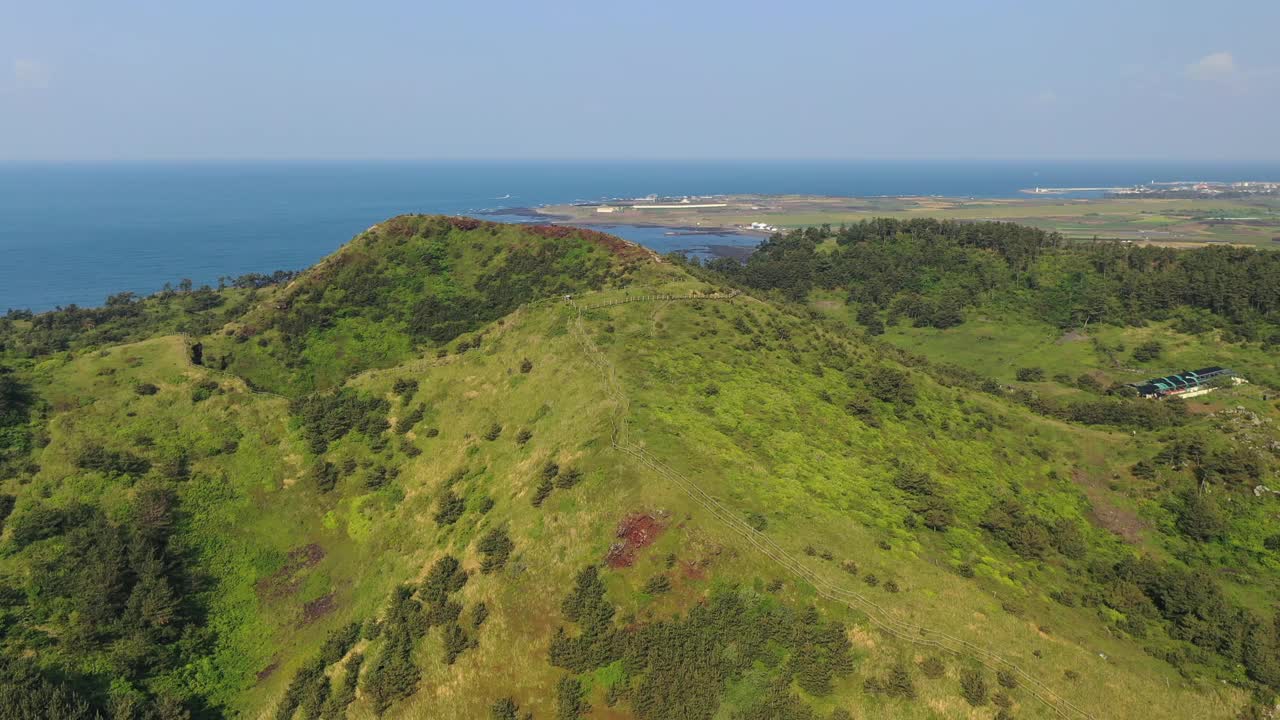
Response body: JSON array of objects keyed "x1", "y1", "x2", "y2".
[{"x1": 1, "y1": 217, "x2": 1277, "y2": 719}]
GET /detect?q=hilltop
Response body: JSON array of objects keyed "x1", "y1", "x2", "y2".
[{"x1": 1, "y1": 217, "x2": 1278, "y2": 719}]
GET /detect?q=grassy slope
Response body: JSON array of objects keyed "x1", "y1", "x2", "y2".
[
  {"x1": 4, "y1": 224, "x2": 1261, "y2": 719},
  {"x1": 591, "y1": 281, "x2": 1239, "y2": 718},
  {"x1": 201, "y1": 216, "x2": 644, "y2": 396},
  {"x1": 814, "y1": 291, "x2": 1280, "y2": 610}
]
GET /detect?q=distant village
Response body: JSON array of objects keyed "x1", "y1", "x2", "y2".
[
  {"x1": 1110, "y1": 180, "x2": 1280, "y2": 198},
  {"x1": 1024, "y1": 180, "x2": 1280, "y2": 198}
]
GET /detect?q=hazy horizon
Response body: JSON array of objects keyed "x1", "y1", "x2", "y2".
[{"x1": 4, "y1": 0, "x2": 1279, "y2": 163}]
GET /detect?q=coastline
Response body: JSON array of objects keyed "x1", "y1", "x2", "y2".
[{"x1": 497, "y1": 192, "x2": 1280, "y2": 251}]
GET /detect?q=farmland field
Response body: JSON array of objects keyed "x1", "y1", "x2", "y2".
[{"x1": 539, "y1": 194, "x2": 1280, "y2": 248}]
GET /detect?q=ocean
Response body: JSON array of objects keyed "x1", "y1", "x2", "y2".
[{"x1": 4, "y1": 160, "x2": 1279, "y2": 312}]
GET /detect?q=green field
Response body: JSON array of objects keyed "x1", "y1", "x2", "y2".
[{"x1": 542, "y1": 194, "x2": 1280, "y2": 248}]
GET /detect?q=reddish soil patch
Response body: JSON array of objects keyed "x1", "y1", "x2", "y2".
[
  {"x1": 1073, "y1": 469, "x2": 1147, "y2": 544},
  {"x1": 446, "y1": 216, "x2": 487, "y2": 231},
  {"x1": 680, "y1": 560, "x2": 709, "y2": 581},
  {"x1": 300, "y1": 593, "x2": 337, "y2": 626},
  {"x1": 605, "y1": 514, "x2": 665, "y2": 568},
  {"x1": 256, "y1": 544, "x2": 326, "y2": 599},
  {"x1": 526, "y1": 224, "x2": 653, "y2": 262},
  {"x1": 256, "y1": 661, "x2": 279, "y2": 683}
]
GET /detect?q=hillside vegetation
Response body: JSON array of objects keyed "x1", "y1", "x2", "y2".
[{"x1": 0, "y1": 216, "x2": 1277, "y2": 719}]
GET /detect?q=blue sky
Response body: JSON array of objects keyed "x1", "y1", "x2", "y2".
[{"x1": 2, "y1": 0, "x2": 1277, "y2": 161}]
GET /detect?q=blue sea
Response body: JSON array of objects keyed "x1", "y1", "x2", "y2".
[{"x1": 4, "y1": 160, "x2": 1279, "y2": 312}]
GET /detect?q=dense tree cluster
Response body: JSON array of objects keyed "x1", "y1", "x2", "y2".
[
  {"x1": 291, "y1": 389, "x2": 390, "y2": 454},
  {"x1": 891, "y1": 469, "x2": 955, "y2": 532},
  {"x1": 701, "y1": 219, "x2": 1280, "y2": 340},
  {"x1": 0, "y1": 269, "x2": 296, "y2": 358},
  {"x1": 0, "y1": 369, "x2": 35, "y2": 477},
  {"x1": 548, "y1": 566, "x2": 854, "y2": 720},
  {"x1": 274, "y1": 622, "x2": 362, "y2": 720},
  {"x1": 362, "y1": 555, "x2": 476, "y2": 715},
  {"x1": 1083, "y1": 555, "x2": 1280, "y2": 688},
  {"x1": 0, "y1": 483, "x2": 203, "y2": 717}
]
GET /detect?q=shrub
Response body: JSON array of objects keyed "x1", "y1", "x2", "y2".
[
  {"x1": 1131, "y1": 460, "x2": 1157, "y2": 480},
  {"x1": 442, "y1": 623, "x2": 470, "y2": 664},
  {"x1": 532, "y1": 479, "x2": 554, "y2": 507},
  {"x1": 920, "y1": 656, "x2": 945, "y2": 679},
  {"x1": 7, "y1": 503, "x2": 85, "y2": 547},
  {"x1": 515, "y1": 428, "x2": 533, "y2": 445},
  {"x1": 1015, "y1": 367, "x2": 1045, "y2": 382},
  {"x1": 1076, "y1": 373, "x2": 1103, "y2": 393},
  {"x1": 997, "y1": 669, "x2": 1018, "y2": 689},
  {"x1": 960, "y1": 668, "x2": 989, "y2": 706},
  {"x1": 492, "y1": 697, "x2": 520, "y2": 720},
  {"x1": 884, "y1": 579, "x2": 900, "y2": 593},
  {"x1": 556, "y1": 676, "x2": 590, "y2": 720},
  {"x1": 310, "y1": 461, "x2": 340, "y2": 493},
  {"x1": 868, "y1": 368, "x2": 916, "y2": 405},
  {"x1": 320, "y1": 622, "x2": 362, "y2": 665},
  {"x1": 472, "y1": 602, "x2": 488, "y2": 628},
  {"x1": 746, "y1": 512, "x2": 768, "y2": 532},
  {"x1": 1265, "y1": 534, "x2": 1280, "y2": 552},
  {"x1": 0, "y1": 495, "x2": 14, "y2": 534},
  {"x1": 1178, "y1": 491, "x2": 1226, "y2": 541},
  {"x1": 77, "y1": 443, "x2": 151, "y2": 477},
  {"x1": 1132, "y1": 340, "x2": 1163, "y2": 363},
  {"x1": 398, "y1": 404, "x2": 426, "y2": 433},
  {"x1": 434, "y1": 492, "x2": 466, "y2": 526},
  {"x1": 519, "y1": 358, "x2": 534, "y2": 374},
  {"x1": 484, "y1": 423, "x2": 503, "y2": 441},
  {"x1": 191, "y1": 379, "x2": 220, "y2": 403},
  {"x1": 555, "y1": 467, "x2": 583, "y2": 489},
  {"x1": 364, "y1": 465, "x2": 394, "y2": 490},
  {"x1": 477, "y1": 528, "x2": 514, "y2": 574},
  {"x1": 134, "y1": 383, "x2": 160, "y2": 396},
  {"x1": 392, "y1": 378, "x2": 418, "y2": 401},
  {"x1": 644, "y1": 575, "x2": 672, "y2": 594},
  {"x1": 884, "y1": 661, "x2": 916, "y2": 699}
]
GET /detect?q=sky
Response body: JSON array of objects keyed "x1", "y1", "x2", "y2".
[{"x1": 2, "y1": 0, "x2": 1278, "y2": 162}]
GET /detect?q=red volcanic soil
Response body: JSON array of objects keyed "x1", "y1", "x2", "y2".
[
  {"x1": 680, "y1": 560, "x2": 709, "y2": 581},
  {"x1": 255, "y1": 661, "x2": 279, "y2": 683},
  {"x1": 526, "y1": 224, "x2": 653, "y2": 262},
  {"x1": 606, "y1": 514, "x2": 665, "y2": 568},
  {"x1": 300, "y1": 592, "x2": 337, "y2": 626},
  {"x1": 256, "y1": 543, "x2": 325, "y2": 599}
]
